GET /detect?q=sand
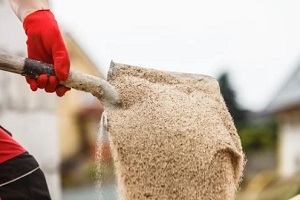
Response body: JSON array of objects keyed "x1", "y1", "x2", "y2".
[{"x1": 97, "y1": 63, "x2": 245, "y2": 200}]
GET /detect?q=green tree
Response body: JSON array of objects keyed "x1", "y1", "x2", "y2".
[
  {"x1": 217, "y1": 71, "x2": 277, "y2": 152},
  {"x1": 217, "y1": 72, "x2": 246, "y2": 128}
]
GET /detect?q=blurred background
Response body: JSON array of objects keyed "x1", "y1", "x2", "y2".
[{"x1": 1, "y1": 0, "x2": 300, "y2": 199}]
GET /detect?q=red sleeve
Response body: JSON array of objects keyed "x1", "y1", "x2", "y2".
[{"x1": 0, "y1": 127, "x2": 26, "y2": 163}]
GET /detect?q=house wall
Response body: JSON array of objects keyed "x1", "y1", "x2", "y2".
[
  {"x1": 278, "y1": 108, "x2": 300, "y2": 177},
  {"x1": 57, "y1": 89, "x2": 84, "y2": 161},
  {"x1": 57, "y1": 34, "x2": 103, "y2": 162},
  {"x1": 0, "y1": 0, "x2": 26, "y2": 55}
]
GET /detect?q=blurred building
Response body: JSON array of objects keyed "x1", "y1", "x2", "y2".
[
  {"x1": 0, "y1": 1, "x2": 105, "y2": 199},
  {"x1": 266, "y1": 65, "x2": 300, "y2": 177},
  {"x1": 58, "y1": 34, "x2": 106, "y2": 188}
]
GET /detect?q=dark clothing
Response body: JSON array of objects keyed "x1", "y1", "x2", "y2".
[
  {"x1": 0, "y1": 126, "x2": 51, "y2": 199},
  {"x1": 0, "y1": 152, "x2": 39, "y2": 187},
  {"x1": 0, "y1": 167, "x2": 51, "y2": 200}
]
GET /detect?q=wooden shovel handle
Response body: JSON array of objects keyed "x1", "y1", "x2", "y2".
[{"x1": 0, "y1": 52, "x2": 121, "y2": 109}]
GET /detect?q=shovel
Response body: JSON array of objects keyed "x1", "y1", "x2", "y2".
[
  {"x1": 0, "y1": 52, "x2": 245, "y2": 200},
  {"x1": 0, "y1": 52, "x2": 121, "y2": 110}
]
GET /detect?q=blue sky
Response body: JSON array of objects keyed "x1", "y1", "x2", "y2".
[{"x1": 52, "y1": 0, "x2": 300, "y2": 111}]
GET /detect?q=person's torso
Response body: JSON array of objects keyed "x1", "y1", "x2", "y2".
[{"x1": 0, "y1": 126, "x2": 39, "y2": 186}]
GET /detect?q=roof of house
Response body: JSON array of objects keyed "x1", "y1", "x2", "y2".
[{"x1": 265, "y1": 65, "x2": 300, "y2": 113}]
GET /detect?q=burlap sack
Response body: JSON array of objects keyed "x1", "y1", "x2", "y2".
[{"x1": 98, "y1": 63, "x2": 245, "y2": 200}]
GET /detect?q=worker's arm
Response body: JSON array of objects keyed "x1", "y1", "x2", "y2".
[
  {"x1": 8, "y1": 0, "x2": 49, "y2": 22},
  {"x1": 8, "y1": 0, "x2": 70, "y2": 96}
]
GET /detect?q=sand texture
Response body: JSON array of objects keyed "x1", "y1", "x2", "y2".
[{"x1": 102, "y1": 63, "x2": 245, "y2": 200}]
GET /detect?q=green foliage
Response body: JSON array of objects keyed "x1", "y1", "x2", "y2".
[
  {"x1": 217, "y1": 71, "x2": 277, "y2": 152},
  {"x1": 85, "y1": 159, "x2": 116, "y2": 183},
  {"x1": 218, "y1": 72, "x2": 246, "y2": 125},
  {"x1": 238, "y1": 121, "x2": 277, "y2": 152}
]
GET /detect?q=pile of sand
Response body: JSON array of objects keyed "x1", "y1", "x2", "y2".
[{"x1": 97, "y1": 63, "x2": 245, "y2": 200}]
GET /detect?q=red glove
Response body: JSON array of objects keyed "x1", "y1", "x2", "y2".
[{"x1": 23, "y1": 9, "x2": 70, "y2": 97}]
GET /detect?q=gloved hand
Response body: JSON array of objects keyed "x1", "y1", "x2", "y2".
[{"x1": 23, "y1": 9, "x2": 70, "y2": 97}]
